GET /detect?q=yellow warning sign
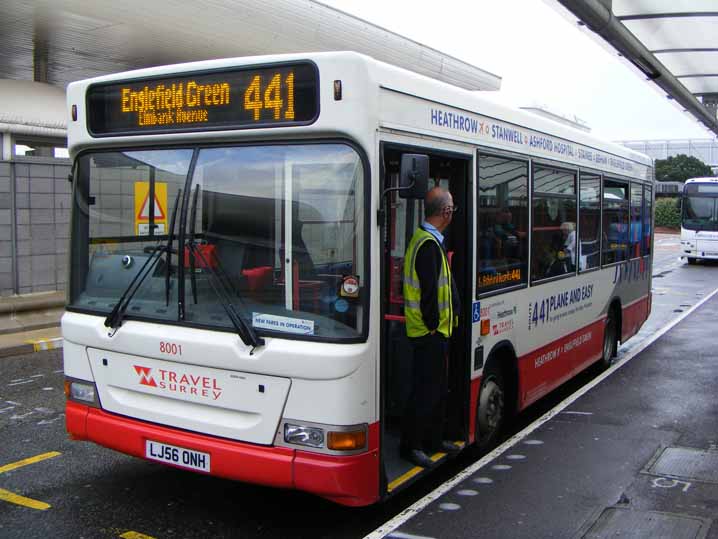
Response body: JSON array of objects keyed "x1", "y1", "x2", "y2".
[{"x1": 134, "y1": 181, "x2": 168, "y2": 236}]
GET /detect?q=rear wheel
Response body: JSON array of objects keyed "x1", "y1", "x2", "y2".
[
  {"x1": 476, "y1": 365, "x2": 505, "y2": 451},
  {"x1": 687, "y1": 257, "x2": 697, "y2": 265},
  {"x1": 599, "y1": 309, "x2": 618, "y2": 369}
]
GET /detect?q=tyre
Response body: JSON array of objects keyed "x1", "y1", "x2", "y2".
[
  {"x1": 475, "y1": 365, "x2": 506, "y2": 451},
  {"x1": 598, "y1": 309, "x2": 618, "y2": 369},
  {"x1": 687, "y1": 257, "x2": 697, "y2": 265}
]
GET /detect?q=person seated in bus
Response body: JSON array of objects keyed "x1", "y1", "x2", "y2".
[
  {"x1": 401, "y1": 187, "x2": 461, "y2": 469},
  {"x1": 560, "y1": 221, "x2": 576, "y2": 270}
]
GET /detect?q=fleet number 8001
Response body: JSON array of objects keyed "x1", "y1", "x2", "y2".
[{"x1": 160, "y1": 341, "x2": 182, "y2": 355}]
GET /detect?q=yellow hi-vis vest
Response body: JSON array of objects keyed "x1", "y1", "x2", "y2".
[{"x1": 403, "y1": 227, "x2": 455, "y2": 338}]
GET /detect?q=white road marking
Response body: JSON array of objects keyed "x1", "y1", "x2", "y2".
[
  {"x1": 387, "y1": 532, "x2": 436, "y2": 539},
  {"x1": 438, "y1": 503, "x2": 461, "y2": 511},
  {"x1": 30, "y1": 374, "x2": 44, "y2": 379},
  {"x1": 364, "y1": 283, "x2": 718, "y2": 539},
  {"x1": 560, "y1": 411, "x2": 593, "y2": 416},
  {"x1": 472, "y1": 477, "x2": 493, "y2": 484},
  {"x1": 8, "y1": 380, "x2": 34, "y2": 387}
]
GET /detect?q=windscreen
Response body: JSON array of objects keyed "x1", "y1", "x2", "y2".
[
  {"x1": 69, "y1": 143, "x2": 367, "y2": 341},
  {"x1": 683, "y1": 195, "x2": 718, "y2": 231}
]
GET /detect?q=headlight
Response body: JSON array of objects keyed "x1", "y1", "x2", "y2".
[
  {"x1": 284, "y1": 424, "x2": 325, "y2": 448},
  {"x1": 64, "y1": 379, "x2": 99, "y2": 406}
]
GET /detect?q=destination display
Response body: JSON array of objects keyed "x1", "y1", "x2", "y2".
[{"x1": 87, "y1": 62, "x2": 318, "y2": 135}]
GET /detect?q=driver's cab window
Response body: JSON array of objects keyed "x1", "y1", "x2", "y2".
[{"x1": 531, "y1": 165, "x2": 577, "y2": 281}]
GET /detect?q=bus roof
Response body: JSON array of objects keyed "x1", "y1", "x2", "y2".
[{"x1": 68, "y1": 51, "x2": 651, "y2": 174}]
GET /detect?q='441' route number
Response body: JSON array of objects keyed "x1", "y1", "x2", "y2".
[{"x1": 244, "y1": 73, "x2": 295, "y2": 121}]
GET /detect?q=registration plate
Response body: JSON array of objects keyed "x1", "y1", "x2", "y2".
[{"x1": 145, "y1": 440, "x2": 210, "y2": 473}]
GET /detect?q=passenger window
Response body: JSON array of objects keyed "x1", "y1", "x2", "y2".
[
  {"x1": 602, "y1": 178, "x2": 629, "y2": 265},
  {"x1": 477, "y1": 153, "x2": 529, "y2": 294},
  {"x1": 579, "y1": 173, "x2": 601, "y2": 271},
  {"x1": 629, "y1": 183, "x2": 643, "y2": 259},
  {"x1": 643, "y1": 185, "x2": 653, "y2": 256},
  {"x1": 531, "y1": 165, "x2": 577, "y2": 281}
]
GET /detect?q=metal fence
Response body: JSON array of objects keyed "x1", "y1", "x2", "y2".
[
  {"x1": 0, "y1": 158, "x2": 72, "y2": 296},
  {"x1": 619, "y1": 139, "x2": 718, "y2": 171}
]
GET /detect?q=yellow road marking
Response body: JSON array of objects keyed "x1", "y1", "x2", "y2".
[
  {"x1": 0, "y1": 452, "x2": 61, "y2": 475},
  {"x1": 0, "y1": 488, "x2": 51, "y2": 510},
  {"x1": 0, "y1": 452, "x2": 61, "y2": 510},
  {"x1": 120, "y1": 532, "x2": 157, "y2": 539}
]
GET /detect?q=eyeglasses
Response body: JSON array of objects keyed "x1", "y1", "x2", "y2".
[{"x1": 444, "y1": 205, "x2": 459, "y2": 214}]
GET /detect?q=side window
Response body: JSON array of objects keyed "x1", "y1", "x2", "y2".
[
  {"x1": 629, "y1": 183, "x2": 643, "y2": 259},
  {"x1": 602, "y1": 178, "x2": 629, "y2": 265},
  {"x1": 579, "y1": 173, "x2": 601, "y2": 271},
  {"x1": 643, "y1": 185, "x2": 653, "y2": 256},
  {"x1": 477, "y1": 153, "x2": 529, "y2": 295},
  {"x1": 531, "y1": 165, "x2": 577, "y2": 281}
]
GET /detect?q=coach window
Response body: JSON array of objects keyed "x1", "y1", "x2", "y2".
[
  {"x1": 602, "y1": 178, "x2": 629, "y2": 265},
  {"x1": 531, "y1": 165, "x2": 577, "y2": 281},
  {"x1": 643, "y1": 185, "x2": 653, "y2": 256},
  {"x1": 477, "y1": 153, "x2": 529, "y2": 294},
  {"x1": 629, "y1": 183, "x2": 643, "y2": 259},
  {"x1": 579, "y1": 173, "x2": 601, "y2": 271}
]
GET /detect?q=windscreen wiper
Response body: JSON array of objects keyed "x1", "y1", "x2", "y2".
[
  {"x1": 186, "y1": 240, "x2": 265, "y2": 350},
  {"x1": 104, "y1": 189, "x2": 182, "y2": 334},
  {"x1": 185, "y1": 185, "x2": 264, "y2": 350}
]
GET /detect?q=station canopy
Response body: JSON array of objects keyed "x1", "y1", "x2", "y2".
[
  {"x1": 556, "y1": 0, "x2": 718, "y2": 136},
  {"x1": 0, "y1": 0, "x2": 501, "y2": 93}
]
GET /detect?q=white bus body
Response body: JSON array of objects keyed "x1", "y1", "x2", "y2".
[
  {"x1": 680, "y1": 177, "x2": 718, "y2": 263},
  {"x1": 64, "y1": 52, "x2": 653, "y2": 506}
]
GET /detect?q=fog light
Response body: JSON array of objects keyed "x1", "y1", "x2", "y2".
[
  {"x1": 327, "y1": 429, "x2": 366, "y2": 451},
  {"x1": 284, "y1": 424, "x2": 325, "y2": 448},
  {"x1": 69, "y1": 381, "x2": 96, "y2": 404}
]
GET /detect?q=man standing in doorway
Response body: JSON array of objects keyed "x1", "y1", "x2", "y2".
[{"x1": 401, "y1": 186, "x2": 461, "y2": 468}]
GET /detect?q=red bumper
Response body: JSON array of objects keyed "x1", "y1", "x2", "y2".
[{"x1": 66, "y1": 401, "x2": 379, "y2": 506}]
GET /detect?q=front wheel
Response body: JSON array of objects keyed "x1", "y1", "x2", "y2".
[{"x1": 475, "y1": 366, "x2": 506, "y2": 451}]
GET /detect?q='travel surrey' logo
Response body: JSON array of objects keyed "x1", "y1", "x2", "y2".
[
  {"x1": 134, "y1": 365, "x2": 158, "y2": 387},
  {"x1": 132, "y1": 365, "x2": 222, "y2": 400}
]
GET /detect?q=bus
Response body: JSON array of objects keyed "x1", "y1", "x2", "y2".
[
  {"x1": 680, "y1": 177, "x2": 718, "y2": 264},
  {"x1": 63, "y1": 52, "x2": 654, "y2": 506}
]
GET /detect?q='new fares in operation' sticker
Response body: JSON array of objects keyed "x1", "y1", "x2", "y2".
[{"x1": 252, "y1": 313, "x2": 315, "y2": 335}]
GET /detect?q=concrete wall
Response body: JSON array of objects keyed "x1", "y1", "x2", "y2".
[{"x1": 0, "y1": 159, "x2": 72, "y2": 296}]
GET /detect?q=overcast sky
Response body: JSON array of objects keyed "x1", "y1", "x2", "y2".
[{"x1": 321, "y1": 0, "x2": 714, "y2": 143}]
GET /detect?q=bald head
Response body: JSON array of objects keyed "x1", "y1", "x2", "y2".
[
  {"x1": 424, "y1": 187, "x2": 454, "y2": 233},
  {"x1": 424, "y1": 187, "x2": 451, "y2": 219}
]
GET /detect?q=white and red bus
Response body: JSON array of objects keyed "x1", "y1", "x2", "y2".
[
  {"x1": 63, "y1": 52, "x2": 653, "y2": 506},
  {"x1": 681, "y1": 177, "x2": 718, "y2": 263}
]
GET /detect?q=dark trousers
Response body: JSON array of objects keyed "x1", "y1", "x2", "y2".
[{"x1": 401, "y1": 333, "x2": 448, "y2": 452}]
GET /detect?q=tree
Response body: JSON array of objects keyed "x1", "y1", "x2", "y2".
[{"x1": 654, "y1": 154, "x2": 713, "y2": 182}]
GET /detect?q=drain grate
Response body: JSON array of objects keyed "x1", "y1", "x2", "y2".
[
  {"x1": 644, "y1": 447, "x2": 718, "y2": 484},
  {"x1": 581, "y1": 508, "x2": 710, "y2": 539}
]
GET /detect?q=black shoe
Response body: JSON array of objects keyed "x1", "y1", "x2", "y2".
[
  {"x1": 438, "y1": 440, "x2": 460, "y2": 455},
  {"x1": 406, "y1": 449, "x2": 435, "y2": 468}
]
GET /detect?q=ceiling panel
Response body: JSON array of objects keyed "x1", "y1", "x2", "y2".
[{"x1": 0, "y1": 0, "x2": 500, "y2": 91}]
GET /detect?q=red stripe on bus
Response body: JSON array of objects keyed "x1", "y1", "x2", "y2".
[
  {"x1": 65, "y1": 402, "x2": 379, "y2": 506},
  {"x1": 518, "y1": 319, "x2": 605, "y2": 409},
  {"x1": 622, "y1": 295, "x2": 650, "y2": 342}
]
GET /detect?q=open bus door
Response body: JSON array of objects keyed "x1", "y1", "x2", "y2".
[{"x1": 379, "y1": 144, "x2": 472, "y2": 498}]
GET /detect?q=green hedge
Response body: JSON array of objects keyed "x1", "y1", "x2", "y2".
[{"x1": 655, "y1": 197, "x2": 681, "y2": 229}]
